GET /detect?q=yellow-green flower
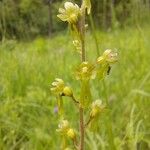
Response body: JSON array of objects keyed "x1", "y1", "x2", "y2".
[
  {"x1": 97, "y1": 49, "x2": 118, "y2": 64},
  {"x1": 56, "y1": 120, "x2": 76, "y2": 139},
  {"x1": 51, "y1": 78, "x2": 74, "y2": 98},
  {"x1": 56, "y1": 119, "x2": 70, "y2": 134},
  {"x1": 96, "y1": 49, "x2": 118, "y2": 79},
  {"x1": 57, "y1": 2, "x2": 80, "y2": 24},
  {"x1": 90, "y1": 99, "x2": 105, "y2": 118},
  {"x1": 50, "y1": 78, "x2": 65, "y2": 95},
  {"x1": 75, "y1": 61, "x2": 95, "y2": 80}
]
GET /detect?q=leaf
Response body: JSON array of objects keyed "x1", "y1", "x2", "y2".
[{"x1": 80, "y1": 80, "x2": 92, "y2": 108}]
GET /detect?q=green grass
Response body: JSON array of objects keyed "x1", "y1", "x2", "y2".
[{"x1": 0, "y1": 25, "x2": 150, "y2": 150}]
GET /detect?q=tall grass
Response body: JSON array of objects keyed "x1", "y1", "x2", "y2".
[{"x1": 0, "y1": 25, "x2": 150, "y2": 149}]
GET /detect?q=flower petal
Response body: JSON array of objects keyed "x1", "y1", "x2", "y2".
[{"x1": 64, "y1": 2, "x2": 74, "y2": 10}]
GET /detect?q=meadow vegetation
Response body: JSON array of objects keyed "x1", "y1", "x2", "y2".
[{"x1": 0, "y1": 24, "x2": 150, "y2": 149}]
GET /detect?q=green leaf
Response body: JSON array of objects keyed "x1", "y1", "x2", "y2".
[{"x1": 80, "y1": 80, "x2": 92, "y2": 108}]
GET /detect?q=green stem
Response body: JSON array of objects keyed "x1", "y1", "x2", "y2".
[{"x1": 79, "y1": 107, "x2": 84, "y2": 150}]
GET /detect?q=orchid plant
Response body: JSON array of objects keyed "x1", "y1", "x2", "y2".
[{"x1": 50, "y1": 1, "x2": 118, "y2": 150}]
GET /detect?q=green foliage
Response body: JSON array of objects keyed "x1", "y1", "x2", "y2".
[{"x1": 0, "y1": 0, "x2": 63, "y2": 39}]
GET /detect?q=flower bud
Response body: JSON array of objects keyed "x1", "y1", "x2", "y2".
[
  {"x1": 67, "y1": 128, "x2": 76, "y2": 139},
  {"x1": 63, "y1": 86, "x2": 73, "y2": 97}
]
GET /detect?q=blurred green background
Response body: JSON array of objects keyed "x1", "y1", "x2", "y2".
[{"x1": 0, "y1": 0, "x2": 150, "y2": 150}]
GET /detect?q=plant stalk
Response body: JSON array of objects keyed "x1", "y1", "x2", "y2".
[
  {"x1": 79, "y1": 1, "x2": 86, "y2": 150},
  {"x1": 79, "y1": 107, "x2": 84, "y2": 150}
]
